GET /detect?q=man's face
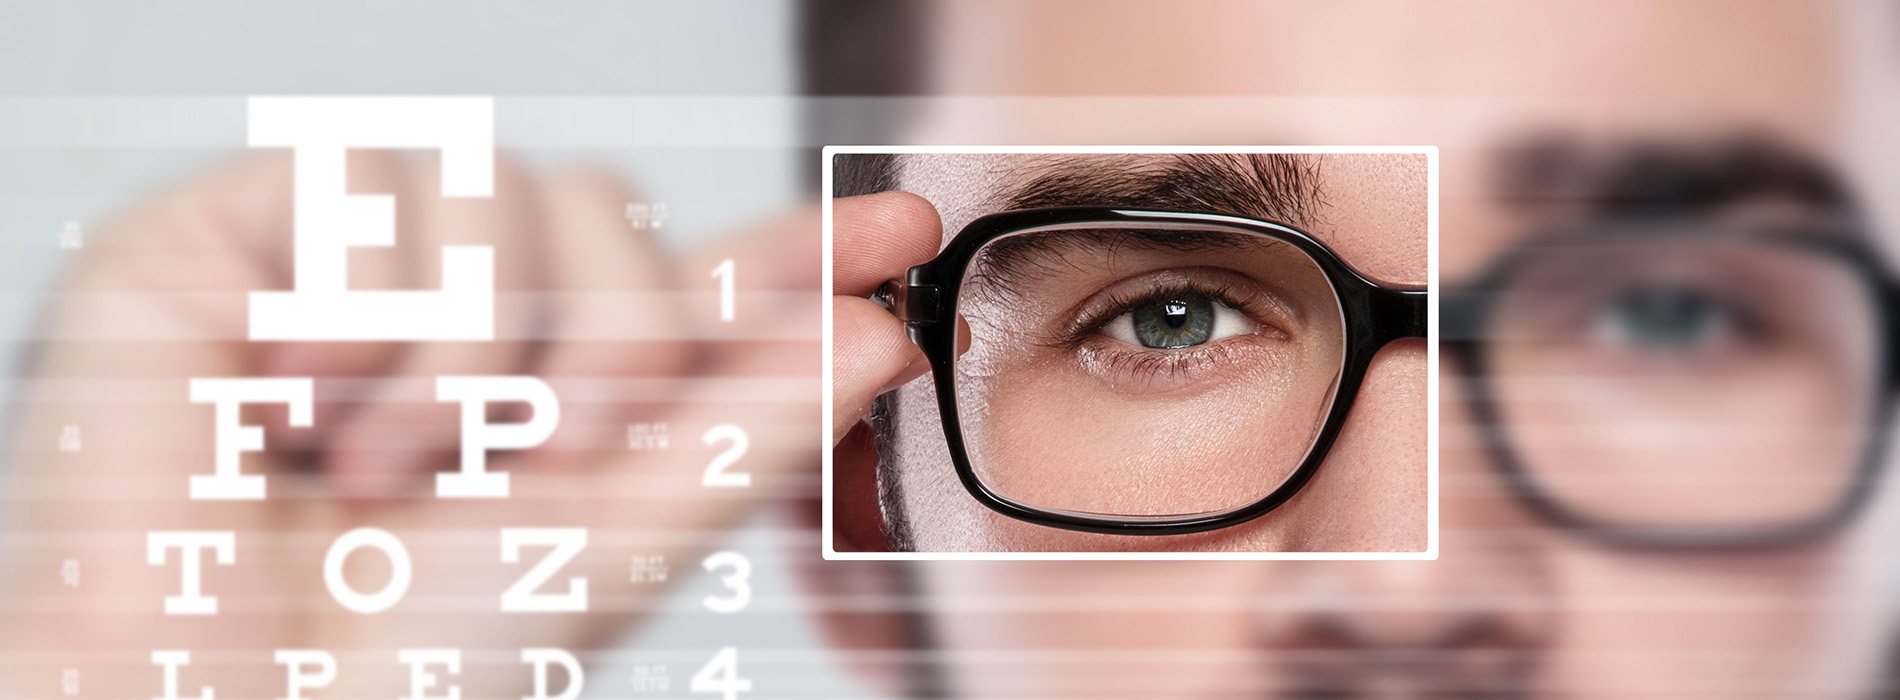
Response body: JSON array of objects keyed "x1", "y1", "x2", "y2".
[{"x1": 842, "y1": 1, "x2": 1878, "y2": 698}]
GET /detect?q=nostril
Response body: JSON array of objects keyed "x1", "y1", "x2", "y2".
[
  {"x1": 1254, "y1": 586, "x2": 1555, "y2": 699},
  {"x1": 1266, "y1": 610, "x2": 1547, "y2": 699}
]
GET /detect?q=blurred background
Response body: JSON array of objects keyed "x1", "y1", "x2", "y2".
[
  {"x1": 0, "y1": 1, "x2": 862, "y2": 699},
  {"x1": 7, "y1": 1, "x2": 1900, "y2": 699}
]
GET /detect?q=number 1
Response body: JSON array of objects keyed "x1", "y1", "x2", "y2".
[{"x1": 711, "y1": 258, "x2": 735, "y2": 322}]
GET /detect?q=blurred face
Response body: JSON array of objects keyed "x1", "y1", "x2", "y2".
[{"x1": 853, "y1": 1, "x2": 1879, "y2": 698}]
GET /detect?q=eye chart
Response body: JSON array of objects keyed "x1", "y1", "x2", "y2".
[{"x1": 0, "y1": 95, "x2": 822, "y2": 700}]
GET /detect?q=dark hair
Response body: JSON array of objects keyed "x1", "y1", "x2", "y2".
[
  {"x1": 831, "y1": 153, "x2": 903, "y2": 198},
  {"x1": 799, "y1": 0, "x2": 929, "y2": 190}
]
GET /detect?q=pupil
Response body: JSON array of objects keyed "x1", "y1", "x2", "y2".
[{"x1": 1163, "y1": 301, "x2": 1189, "y2": 328}]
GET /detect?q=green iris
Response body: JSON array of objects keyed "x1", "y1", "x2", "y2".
[{"x1": 1131, "y1": 292, "x2": 1217, "y2": 349}]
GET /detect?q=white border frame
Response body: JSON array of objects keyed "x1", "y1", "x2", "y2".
[{"x1": 822, "y1": 145, "x2": 1439, "y2": 561}]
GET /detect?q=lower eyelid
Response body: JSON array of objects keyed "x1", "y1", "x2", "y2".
[{"x1": 1072, "y1": 332, "x2": 1293, "y2": 393}]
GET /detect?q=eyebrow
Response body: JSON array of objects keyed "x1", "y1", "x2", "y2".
[
  {"x1": 962, "y1": 228, "x2": 1282, "y2": 309},
  {"x1": 1494, "y1": 133, "x2": 1855, "y2": 221},
  {"x1": 1000, "y1": 153, "x2": 1327, "y2": 231}
]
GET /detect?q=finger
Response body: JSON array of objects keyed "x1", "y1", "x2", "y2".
[
  {"x1": 686, "y1": 204, "x2": 821, "y2": 311},
  {"x1": 529, "y1": 167, "x2": 691, "y2": 469},
  {"x1": 831, "y1": 295, "x2": 925, "y2": 443},
  {"x1": 583, "y1": 291, "x2": 820, "y2": 640},
  {"x1": 21, "y1": 153, "x2": 302, "y2": 488},
  {"x1": 679, "y1": 204, "x2": 822, "y2": 364},
  {"x1": 832, "y1": 191, "x2": 941, "y2": 297},
  {"x1": 3, "y1": 156, "x2": 303, "y2": 640},
  {"x1": 326, "y1": 153, "x2": 547, "y2": 501},
  {"x1": 560, "y1": 206, "x2": 819, "y2": 641}
]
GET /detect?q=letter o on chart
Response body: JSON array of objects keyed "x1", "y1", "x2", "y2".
[{"x1": 324, "y1": 527, "x2": 413, "y2": 614}]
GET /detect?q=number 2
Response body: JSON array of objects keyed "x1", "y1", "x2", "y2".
[{"x1": 701, "y1": 424, "x2": 750, "y2": 488}]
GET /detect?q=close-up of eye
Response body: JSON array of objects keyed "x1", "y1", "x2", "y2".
[
  {"x1": 891, "y1": 196, "x2": 1411, "y2": 533},
  {"x1": 1590, "y1": 283, "x2": 1747, "y2": 357},
  {"x1": 1098, "y1": 290, "x2": 1259, "y2": 349}
]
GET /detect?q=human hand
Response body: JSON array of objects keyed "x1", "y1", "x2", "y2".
[
  {"x1": 828, "y1": 192, "x2": 940, "y2": 551},
  {"x1": 0, "y1": 151, "x2": 819, "y2": 698}
]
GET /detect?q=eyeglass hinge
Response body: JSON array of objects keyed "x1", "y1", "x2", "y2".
[
  {"x1": 880, "y1": 281, "x2": 941, "y2": 325},
  {"x1": 903, "y1": 284, "x2": 940, "y2": 324}
]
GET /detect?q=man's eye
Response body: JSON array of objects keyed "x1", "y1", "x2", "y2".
[
  {"x1": 1100, "y1": 291, "x2": 1255, "y2": 349},
  {"x1": 1592, "y1": 284, "x2": 1738, "y2": 354}
]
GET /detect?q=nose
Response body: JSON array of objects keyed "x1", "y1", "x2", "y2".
[
  {"x1": 1263, "y1": 555, "x2": 1548, "y2": 647},
  {"x1": 1252, "y1": 545, "x2": 1556, "y2": 697},
  {"x1": 1251, "y1": 368, "x2": 1560, "y2": 697}
]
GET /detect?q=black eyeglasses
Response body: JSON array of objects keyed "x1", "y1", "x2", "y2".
[
  {"x1": 1447, "y1": 218, "x2": 1900, "y2": 549},
  {"x1": 890, "y1": 206, "x2": 1427, "y2": 535}
]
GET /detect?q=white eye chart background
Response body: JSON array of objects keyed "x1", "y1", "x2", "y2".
[{"x1": 0, "y1": 1, "x2": 868, "y2": 698}]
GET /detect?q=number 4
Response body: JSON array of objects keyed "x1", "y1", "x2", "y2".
[{"x1": 690, "y1": 647, "x2": 752, "y2": 700}]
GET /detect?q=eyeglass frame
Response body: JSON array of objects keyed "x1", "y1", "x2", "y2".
[
  {"x1": 1443, "y1": 219, "x2": 1900, "y2": 550},
  {"x1": 888, "y1": 206, "x2": 1429, "y2": 536}
]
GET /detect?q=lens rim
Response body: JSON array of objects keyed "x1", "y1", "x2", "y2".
[
  {"x1": 898, "y1": 206, "x2": 1428, "y2": 536},
  {"x1": 1446, "y1": 220, "x2": 1900, "y2": 550}
]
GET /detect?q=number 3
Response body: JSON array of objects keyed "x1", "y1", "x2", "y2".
[{"x1": 701, "y1": 551, "x2": 752, "y2": 614}]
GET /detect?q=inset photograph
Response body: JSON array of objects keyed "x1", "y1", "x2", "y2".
[{"x1": 825, "y1": 147, "x2": 1436, "y2": 558}]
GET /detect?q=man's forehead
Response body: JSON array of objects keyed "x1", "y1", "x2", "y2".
[
  {"x1": 916, "y1": 1, "x2": 1842, "y2": 282},
  {"x1": 937, "y1": 1, "x2": 1837, "y2": 113}
]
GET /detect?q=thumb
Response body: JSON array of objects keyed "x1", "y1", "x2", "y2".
[
  {"x1": 828, "y1": 191, "x2": 941, "y2": 444},
  {"x1": 830, "y1": 296, "x2": 925, "y2": 443}
]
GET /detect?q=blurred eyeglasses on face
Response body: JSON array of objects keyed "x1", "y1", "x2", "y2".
[
  {"x1": 1448, "y1": 219, "x2": 1895, "y2": 548},
  {"x1": 891, "y1": 207, "x2": 1427, "y2": 535}
]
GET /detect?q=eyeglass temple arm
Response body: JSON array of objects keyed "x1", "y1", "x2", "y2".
[
  {"x1": 1371, "y1": 285, "x2": 1429, "y2": 345},
  {"x1": 1886, "y1": 281, "x2": 1900, "y2": 390}
]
